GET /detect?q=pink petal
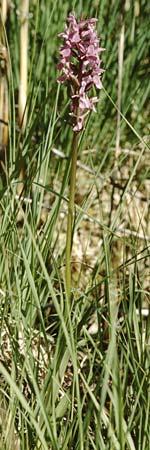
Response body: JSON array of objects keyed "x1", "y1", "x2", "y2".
[
  {"x1": 86, "y1": 45, "x2": 95, "y2": 56},
  {"x1": 73, "y1": 116, "x2": 84, "y2": 132},
  {"x1": 69, "y1": 31, "x2": 80, "y2": 43},
  {"x1": 93, "y1": 75, "x2": 102, "y2": 89},
  {"x1": 60, "y1": 47, "x2": 71, "y2": 57}
]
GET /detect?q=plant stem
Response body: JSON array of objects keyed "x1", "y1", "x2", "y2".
[{"x1": 65, "y1": 130, "x2": 78, "y2": 301}]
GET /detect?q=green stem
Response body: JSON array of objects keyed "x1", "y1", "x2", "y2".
[{"x1": 65, "y1": 130, "x2": 78, "y2": 301}]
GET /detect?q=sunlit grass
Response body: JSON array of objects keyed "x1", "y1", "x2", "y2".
[{"x1": 0, "y1": 1, "x2": 150, "y2": 449}]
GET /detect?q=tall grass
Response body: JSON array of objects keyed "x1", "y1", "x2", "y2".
[{"x1": 0, "y1": 1, "x2": 150, "y2": 449}]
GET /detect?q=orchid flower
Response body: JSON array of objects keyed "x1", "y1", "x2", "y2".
[
  {"x1": 57, "y1": 15, "x2": 105, "y2": 301},
  {"x1": 57, "y1": 14, "x2": 105, "y2": 132}
]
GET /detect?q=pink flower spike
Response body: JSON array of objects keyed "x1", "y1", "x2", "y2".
[{"x1": 57, "y1": 13, "x2": 105, "y2": 132}]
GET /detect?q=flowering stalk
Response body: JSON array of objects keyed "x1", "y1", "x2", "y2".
[
  {"x1": 57, "y1": 14, "x2": 104, "y2": 300},
  {"x1": 65, "y1": 130, "x2": 78, "y2": 299}
]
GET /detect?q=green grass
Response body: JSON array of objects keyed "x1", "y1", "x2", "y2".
[{"x1": 0, "y1": 1, "x2": 150, "y2": 449}]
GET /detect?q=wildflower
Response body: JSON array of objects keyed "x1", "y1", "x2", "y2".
[{"x1": 57, "y1": 14, "x2": 105, "y2": 132}]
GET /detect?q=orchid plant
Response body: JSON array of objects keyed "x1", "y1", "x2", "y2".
[{"x1": 57, "y1": 14, "x2": 104, "y2": 300}]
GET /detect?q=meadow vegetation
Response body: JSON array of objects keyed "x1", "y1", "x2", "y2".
[{"x1": 0, "y1": 1, "x2": 150, "y2": 449}]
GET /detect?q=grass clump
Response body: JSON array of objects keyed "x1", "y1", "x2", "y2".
[{"x1": 0, "y1": 1, "x2": 150, "y2": 449}]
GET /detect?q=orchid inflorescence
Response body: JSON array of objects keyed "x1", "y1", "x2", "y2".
[{"x1": 57, "y1": 14, "x2": 105, "y2": 132}]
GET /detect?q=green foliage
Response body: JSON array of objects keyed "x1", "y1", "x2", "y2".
[{"x1": 0, "y1": 1, "x2": 150, "y2": 449}]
